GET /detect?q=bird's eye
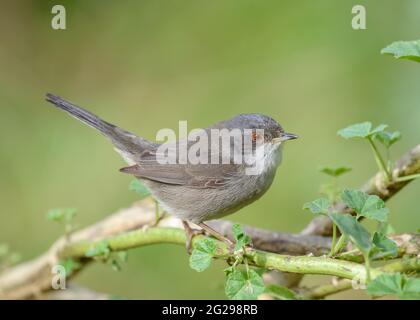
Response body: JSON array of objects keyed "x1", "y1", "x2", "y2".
[{"x1": 251, "y1": 132, "x2": 257, "y2": 141}]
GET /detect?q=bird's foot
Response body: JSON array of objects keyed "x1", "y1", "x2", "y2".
[
  {"x1": 150, "y1": 201, "x2": 166, "y2": 227},
  {"x1": 197, "y1": 222, "x2": 235, "y2": 252},
  {"x1": 182, "y1": 220, "x2": 205, "y2": 254}
]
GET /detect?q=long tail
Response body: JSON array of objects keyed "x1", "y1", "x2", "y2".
[
  {"x1": 46, "y1": 93, "x2": 118, "y2": 136},
  {"x1": 46, "y1": 93, "x2": 154, "y2": 162}
]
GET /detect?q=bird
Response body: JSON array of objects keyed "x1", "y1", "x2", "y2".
[{"x1": 45, "y1": 93, "x2": 298, "y2": 250}]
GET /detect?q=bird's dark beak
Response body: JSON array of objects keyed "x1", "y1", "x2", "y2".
[
  {"x1": 272, "y1": 132, "x2": 298, "y2": 143},
  {"x1": 282, "y1": 132, "x2": 298, "y2": 141}
]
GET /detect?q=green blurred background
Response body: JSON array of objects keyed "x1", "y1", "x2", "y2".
[{"x1": 0, "y1": 1, "x2": 419, "y2": 299}]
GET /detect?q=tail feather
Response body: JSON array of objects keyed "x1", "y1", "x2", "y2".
[
  {"x1": 45, "y1": 93, "x2": 156, "y2": 162},
  {"x1": 46, "y1": 93, "x2": 116, "y2": 136}
]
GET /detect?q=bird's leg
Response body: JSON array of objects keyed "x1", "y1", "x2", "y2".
[
  {"x1": 182, "y1": 220, "x2": 204, "y2": 253},
  {"x1": 151, "y1": 200, "x2": 165, "y2": 227},
  {"x1": 197, "y1": 222, "x2": 234, "y2": 249}
]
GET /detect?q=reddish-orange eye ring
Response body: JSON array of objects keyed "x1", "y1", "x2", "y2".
[{"x1": 251, "y1": 132, "x2": 257, "y2": 141}]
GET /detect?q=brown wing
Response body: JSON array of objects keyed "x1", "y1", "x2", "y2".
[{"x1": 120, "y1": 162, "x2": 242, "y2": 188}]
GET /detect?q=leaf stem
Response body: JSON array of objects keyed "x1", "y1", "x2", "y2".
[
  {"x1": 332, "y1": 234, "x2": 347, "y2": 256},
  {"x1": 395, "y1": 173, "x2": 420, "y2": 182},
  {"x1": 367, "y1": 137, "x2": 391, "y2": 181},
  {"x1": 328, "y1": 223, "x2": 337, "y2": 257},
  {"x1": 364, "y1": 253, "x2": 371, "y2": 283}
]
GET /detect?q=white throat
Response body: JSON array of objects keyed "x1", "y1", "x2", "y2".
[{"x1": 245, "y1": 142, "x2": 283, "y2": 176}]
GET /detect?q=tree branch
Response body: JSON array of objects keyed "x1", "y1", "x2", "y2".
[
  {"x1": 61, "y1": 226, "x2": 376, "y2": 280},
  {"x1": 304, "y1": 257, "x2": 420, "y2": 300},
  {"x1": 337, "y1": 233, "x2": 420, "y2": 263},
  {"x1": 0, "y1": 145, "x2": 418, "y2": 299},
  {"x1": 0, "y1": 200, "x2": 331, "y2": 299}
]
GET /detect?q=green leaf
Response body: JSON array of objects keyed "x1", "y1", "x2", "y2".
[
  {"x1": 329, "y1": 213, "x2": 372, "y2": 254},
  {"x1": 402, "y1": 278, "x2": 420, "y2": 299},
  {"x1": 375, "y1": 131, "x2": 402, "y2": 148},
  {"x1": 319, "y1": 166, "x2": 352, "y2": 177},
  {"x1": 232, "y1": 224, "x2": 252, "y2": 251},
  {"x1": 337, "y1": 122, "x2": 387, "y2": 139},
  {"x1": 341, "y1": 189, "x2": 389, "y2": 222},
  {"x1": 189, "y1": 238, "x2": 217, "y2": 272},
  {"x1": 129, "y1": 180, "x2": 151, "y2": 199},
  {"x1": 359, "y1": 196, "x2": 389, "y2": 222},
  {"x1": 265, "y1": 284, "x2": 299, "y2": 300},
  {"x1": 225, "y1": 269, "x2": 265, "y2": 300},
  {"x1": 85, "y1": 240, "x2": 111, "y2": 258},
  {"x1": 303, "y1": 198, "x2": 331, "y2": 215},
  {"x1": 46, "y1": 208, "x2": 77, "y2": 222},
  {"x1": 371, "y1": 232, "x2": 398, "y2": 259},
  {"x1": 367, "y1": 273, "x2": 404, "y2": 297},
  {"x1": 381, "y1": 40, "x2": 420, "y2": 62},
  {"x1": 341, "y1": 189, "x2": 368, "y2": 213},
  {"x1": 367, "y1": 273, "x2": 420, "y2": 299},
  {"x1": 337, "y1": 122, "x2": 372, "y2": 139},
  {"x1": 370, "y1": 124, "x2": 388, "y2": 136},
  {"x1": 59, "y1": 258, "x2": 81, "y2": 275}
]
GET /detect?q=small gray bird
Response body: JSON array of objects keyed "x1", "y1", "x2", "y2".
[{"x1": 46, "y1": 93, "x2": 298, "y2": 249}]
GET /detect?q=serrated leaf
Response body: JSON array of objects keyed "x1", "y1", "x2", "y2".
[
  {"x1": 265, "y1": 284, "x2": 298, "y2": 300},
  {"x1": 129, "y1": 180, "x2": 151, "y2": 199},
  {"x1": 371, "y1": 232, "x2": 398, "y2": 259},
  {"x1": 85, "y1": 240, "x2": 110, "y2": 258},
  {"x1": 189, "y1": 238, "x2": 217, "y2": 272},
  {"x1": 338, "y1": 122, "x2": 372, "y2": 139},
  {"x1": 319, "y1": 166, "x2": 352, "y2": 177},
  {"x1": 370, "y1": 124, "x2": 388, "y2": 136},
  {"x1": 341, "y1": 189, "x2": 389, "y2": 222},
  {"x1": 337, "y1": 122, "x2": 387, "y2": 139},
  {"x1": 381, "y1": 40, "x2": 420, "y2": 62},
  {"x1": 367, "y1": 273, "x2": 420, "y2": 299},
  {"x1": 341, "y1": 189, "x2": 368, "y2": 213},
  {"x1": 232, "y1": 224, "x2": 251, "y2": 251},
  {"x1": 359, "y1": 196, "x2": 389, "y2": 222},
  {"x1": 329, "y1": 213, "x2": 372, "y2": 254},
  {"x1": 402, "y1": 278, "x2": 420, "y2": 299},
  {"x1": 189, "y1": 250, "x2": 212, "y2": 272},
  {"x1": 303, "y1": 198, "x2": 331, "y2": 215},
  {"x1": 367, "y1": 273, "x2": 404, "y2": 297},
  {"x1": 375, "y1": 131, "x2": 402, "y2": 148},
  {"x1": 225, "y1": 269, "x2": 265, "y2": 300}
]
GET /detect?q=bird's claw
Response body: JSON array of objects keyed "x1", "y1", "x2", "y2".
[{"x1": 183, "y1": 222, "x2": 205, "y2": 254}]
